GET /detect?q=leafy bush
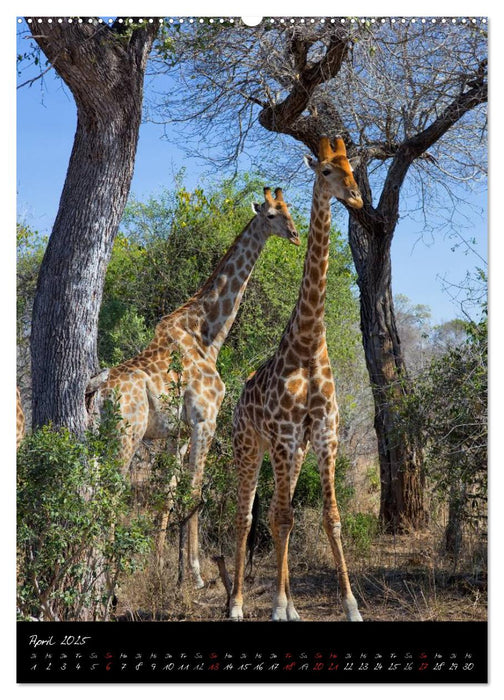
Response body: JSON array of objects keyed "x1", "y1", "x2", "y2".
[
  {"x1": 402, "y1": 314, "x2": 487, "y2": 556},
  {"x1": 344, "y1": 512, "x2": 380, "y2": 555},
  {"x1": 17, "y1": 400, "x2": 152, "y2": 621},
  {"x1": 366, "y1": 463, "x2": 380, "y2": 493},
  {"x1": 293, "y1": 452, "x2": 355, "y2": 511},
  {"x1": 98, "y1": 301, "x2": 153, "y2": 366}
]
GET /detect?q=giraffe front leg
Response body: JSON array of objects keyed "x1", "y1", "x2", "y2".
[
  {"x1": 269, "y1": 442, "x2": 300, "y2": 622},
  {"x1": 183, "y1": 374, "x2": 225, "y2": 589},
  {"x1": 155, "y1": 466, "x2": 180, "y2": 571},
  {"x1": 312, "y1": 423, "x2": 363, "y2": 621}
]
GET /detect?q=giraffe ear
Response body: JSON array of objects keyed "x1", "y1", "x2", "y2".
[
  {"x1": 304, "y1": 154, "x2": 317, "y2": 171},
  {"x1": 349, "y1": 157, "x2": 359, "y2": 172},
  {"x1": 252, "y1": 202, "x2": 261, "y2": 214}
]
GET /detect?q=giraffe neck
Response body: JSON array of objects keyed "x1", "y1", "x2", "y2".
[
  {"x1": 283, "y1": 180, "x2": 331, "y2": 355},
  {"x1": 188, "y1": 216, "x2": 268, "y2": 356}
]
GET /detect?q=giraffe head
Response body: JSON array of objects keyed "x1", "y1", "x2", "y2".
[
  {"x1": 304, "y1": 137, "x2": 363, "y2": 210},
  {"x1": 253, "y1": 187, "x2": 301, "y2": 246}
]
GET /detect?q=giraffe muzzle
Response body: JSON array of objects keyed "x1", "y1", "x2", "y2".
[{"x1": 346, "y1": 191, "x2": 364, "y2": 210}]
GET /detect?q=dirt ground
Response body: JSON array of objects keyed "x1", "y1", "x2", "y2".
[{"x1": 115, "y1": 528, "x2": 487, "y2": 623}]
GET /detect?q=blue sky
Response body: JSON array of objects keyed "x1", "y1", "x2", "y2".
[{"x1": 16, "y1": 21, "x2": 487, "y2": 326}]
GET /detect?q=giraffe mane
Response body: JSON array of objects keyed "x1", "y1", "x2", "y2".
[{"x1": 181, "y1": 223, "x2": 253, "y2": 308}]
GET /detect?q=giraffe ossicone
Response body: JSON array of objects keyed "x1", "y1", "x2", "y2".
[
  {"x1": 94, "y1": 186, "x2": 299, "y2": 589},
  {"x1": 229, "y1": 136, "x2": 364, "y2": 622}
]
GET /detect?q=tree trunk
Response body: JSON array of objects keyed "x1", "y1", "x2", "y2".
[
  {"x1": 349, "y1": 201, "x2": 427, "y2": 532},
  {"x1": 28, "y1": 18, "x2": 157, "y2": 435},
  {"x1": 444, "y1": 480, "x2": 466, "y2": 560}
]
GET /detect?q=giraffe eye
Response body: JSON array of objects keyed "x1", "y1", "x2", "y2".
[
  {"x1": 267, "y1": 214, "x2": 275, "y2": 219},
  {"x1": 322, "y1": 169, "x2": 331, "y2": 176}
]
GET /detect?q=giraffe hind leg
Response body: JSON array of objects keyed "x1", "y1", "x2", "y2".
[
  {"x1": 312, "y1": 423, "x2": 362, "y2": 621},
  {"x1": 229, "y1": 426, "x2": 264, "y2": 621}
]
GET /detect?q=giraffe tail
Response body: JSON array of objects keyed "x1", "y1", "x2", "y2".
[{"x1": 245, "y1": 492, "x2": 260, "y2": 577}]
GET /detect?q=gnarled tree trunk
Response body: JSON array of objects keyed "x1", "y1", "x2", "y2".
[{"x1": 28, "y1": 18, "x2": 158, "y2": 435}]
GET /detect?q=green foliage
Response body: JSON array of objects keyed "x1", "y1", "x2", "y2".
[
  {"x1": 98, "y1": 300, "x2": 153, "y2": 366},
  {"x1": 292, "y1": 453, "x2": 355, "y2": 511},
  {"x1": 16, "y1": 224, "x2": 46, "y2": 339},
  {"x1": 17, "y1": 399, "x2": 152, "y2": 621},
  {"x1": 402, "y1": 313, "x2": 487, "y2": 547},
  {"x1": 344, "y1": 512, "x2": 380, "y2": 555},
  {"x1": 366, "y1": 463, "x2": 380, "y2": 493},
  {"x1": 198, "y1": 449, "x2": 238, "y2": 554}
]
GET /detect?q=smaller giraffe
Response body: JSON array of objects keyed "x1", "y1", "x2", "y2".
[
  {"x1": 97, "y1": 187, "x2": 299, "y2": 587},
  {"x1": 229, "y1": 137, "x2": 363, "y2": 622},
  {"x1": 17, "y1": 387, "x2": 25, "y2": 449}
]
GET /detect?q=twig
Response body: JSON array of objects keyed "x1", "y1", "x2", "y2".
[
  {"x1": 212, "y1": 554, "x2": 233, "y2": 607},
  {"x1": 17, "y1": 63, "x2": 54, "y2": 90}
]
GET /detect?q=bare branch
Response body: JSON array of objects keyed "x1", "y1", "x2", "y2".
[
  {"x1": 17, "y1": 61, "x2": 55, "y2": 89},
  {"x1": 378, "y1": 78, "x2": 487, "y2": 227},
  {"x1": 258, "y1": 30, "x2": 350, "y2": 151}
]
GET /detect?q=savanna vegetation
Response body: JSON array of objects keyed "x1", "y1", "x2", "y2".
[
  {"x1": 17, "y1": 17, "x2": 487, "y2": 623},
  {"x1": 17, "y1": 178, "x2": 487, "y2": 622}
]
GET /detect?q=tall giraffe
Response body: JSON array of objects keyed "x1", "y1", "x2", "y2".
[
  {"x1": 97, "y1": 188, "x2": 299, "y2": 587},
  {"x1": 229, "y1": 137, "x2": 364, "y2": 621}
]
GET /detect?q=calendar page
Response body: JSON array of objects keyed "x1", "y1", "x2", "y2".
[{"x1": 16, "y1": 13, "x2": 488, "y2": 684}]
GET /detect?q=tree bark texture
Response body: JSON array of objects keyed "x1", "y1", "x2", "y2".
[
  {"x1": 28, "y1": 19, "x2": 158, "y2": 435},
  {"x1": 348, "y1": 211, "x2": 426, "y2": 531},
  {"x1": 444, "y1": 480, "x2": 466, "y2": 559}
]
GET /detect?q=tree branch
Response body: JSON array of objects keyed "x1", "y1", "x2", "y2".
[
  {"x1": 378, "y1": 78, "x2": 487, "y2": 229},
  {"x1": 258, "y1": 31, "x2": 349, "y2": 146},
  {"x1": 17, "y1": 61, "x2": 55, "y2": 90}
]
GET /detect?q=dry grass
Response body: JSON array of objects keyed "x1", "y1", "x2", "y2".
[
  {"x1": 115, "y1": 511, "x2": 487, "y2": 623},
  {"x1": 115, "y1": 452, "x2": 486, "y2": 622}
]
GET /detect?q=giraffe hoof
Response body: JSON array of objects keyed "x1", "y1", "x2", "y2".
[
  {"x1": 343, "y1": 597, "x2": 363, "y2": 621},
  {"x1": 271, "y1": 608, "x2": 288, "y2": 621},
  {"x1": 194, "y1": 578, "x2": 205, "y2": 590},
  {"x1": 229, "y1": 605, "x2": 244, "y2": 621},
  {"x1": 348, "y1": 610, "x2": 363, "y2": 622},
  {"x1": 287, "y1": 605, "x2": 301, "y2": 621}
]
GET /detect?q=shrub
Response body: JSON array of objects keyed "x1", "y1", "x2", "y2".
[
  {"x1": 366, "y1": 463, "x2": 380, "y2": 493},
  {"x1": 17, "y1": 399, "x2": 152, "y2": 621},
  {"x1": 401, "y1": 314, "x2": 487, "y2": 558},
  {"x1": 344, "y1": 512, "x2": 380, "y2": 556}
]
